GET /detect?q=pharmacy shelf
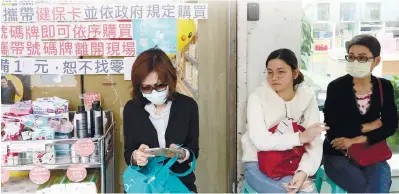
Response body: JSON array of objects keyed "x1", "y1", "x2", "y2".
[{"x1": 1, "y1": 119, "x2": 116, "y2": 193}]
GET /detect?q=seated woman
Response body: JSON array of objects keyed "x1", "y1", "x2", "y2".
[
  {"x1": 323, "y1": 34, "x2": 397, "y2": 193},
  {"x1": 241, "y1": 48, "x2": 328, "y2": 193},
  {"x1": 123, "y1": 47, "x2": 199, "y2": 192}
]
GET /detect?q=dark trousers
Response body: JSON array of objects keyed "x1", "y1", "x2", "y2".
[{"x1": 323, "y1": 155, "x2": 392, "y2": 193}]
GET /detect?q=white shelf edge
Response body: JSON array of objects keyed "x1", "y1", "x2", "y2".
[{"x1": 2, "y1": 163, "x2": 102, "y2": 171}]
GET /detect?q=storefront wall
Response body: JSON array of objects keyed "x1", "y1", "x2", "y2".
[{"x1": 30, "y1": 1, "x2": 235, "y2": 192}]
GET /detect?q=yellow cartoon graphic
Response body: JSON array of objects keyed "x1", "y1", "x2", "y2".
[{"x1": 177, "y1": 19, "x2": 196, "y2": 52}]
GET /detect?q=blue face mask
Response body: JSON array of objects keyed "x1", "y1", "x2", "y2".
[{"x1": 142, "y1": 87, "x2": 169, "y2": 105}]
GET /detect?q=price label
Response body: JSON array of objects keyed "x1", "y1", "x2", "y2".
[
  {"x1": 74, "y1": 139, "x2": 95, "y2": 157},
  {"x1": 66, "y1": 164, "x2": 87, "y2": 182},
  {"x1": 1, "y1": 168, "x2": 10, "y2": 183},
  {"x1": 29, "y1": 166, "x2": 50, "y2": 184},
  {"x1": 84, "y1": 92, "x2": 101, "y2": 110},
  {"x1": 10, "y1": 142, "x2": 45, "y2": 153}
]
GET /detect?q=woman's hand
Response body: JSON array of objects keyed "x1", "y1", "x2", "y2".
[
  {"x1": 331, "y1": 137, "x2": 354, "y2": 150},
  {"x1": 170, "y1": 144, "x2": 186, "y2": 160},
  {"x1": 131, "y1": 144, "x2": 154, "y2": 166},
  {"x1": 299, "y1": 123, "x2": 329, "y2": 144},
  {"x1": 285, "y1": 171, "x2": 307, "y2": 193}
]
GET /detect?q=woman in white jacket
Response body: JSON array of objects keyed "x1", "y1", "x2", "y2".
[{"x1": 241, "y1": 48, "x2": 328, "y2": 193}]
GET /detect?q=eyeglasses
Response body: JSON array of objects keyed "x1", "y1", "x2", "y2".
[
  {"x1": 345, "y1": 55, "x2": 374, "y2": 63},
  {"x1": 140, "y1": 83, "x2": 168, "y2": 94},
  {"x1": 267, "y1": 70, "x2": 287, "y2": 80}
]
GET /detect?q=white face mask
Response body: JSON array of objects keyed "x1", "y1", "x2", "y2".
[
  {"x1": 345, "y1": 61, "x2": 372, "y2": 78},
  {"x1": 142, "y1": 87, "x2": 169, "y2": 105}
]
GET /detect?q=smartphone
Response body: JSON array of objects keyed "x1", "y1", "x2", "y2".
[{"x1": 143, "y1": 148, "x2": 179, "y2": 157}]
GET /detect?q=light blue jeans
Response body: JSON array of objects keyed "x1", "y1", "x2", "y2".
[{"x1": 244, "y1": 162, "x2": 315, "y2": 193}]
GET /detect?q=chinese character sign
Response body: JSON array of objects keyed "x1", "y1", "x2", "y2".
[
  {"x1": 1, "y1": 40, "x2": 136, "y2": 56},
  {"x1": 2, "y1": 3, "x2": 208, "y2": 22},
  {"x1": 1, "y1": 57, "x2": 135, "y2": 75},
  {"x1": 133, "y1": 18, "x2": 178, "y2": 55},
  {"x1": 1, "y1": 22, "x2": 133, "y2": 40}
]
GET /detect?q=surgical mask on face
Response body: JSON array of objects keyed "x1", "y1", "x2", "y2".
[
  {"x1": 345, "y1": 61, "x2": 372, "y2": 78},
  {"x1": 142, "y1": 87, "x2": 169, "y2": 105}
]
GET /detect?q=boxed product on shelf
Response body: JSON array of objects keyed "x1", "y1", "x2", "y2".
[{"x1": 32, "y1": 97, "x2": 69, "y2": 117}]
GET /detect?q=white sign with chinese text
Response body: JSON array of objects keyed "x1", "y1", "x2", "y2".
[
  {"x1": 1, "y1": 40, "x2": 136, "y2": 57},
  {"x1": 1, "y1": 22, "x2": 133, "y2": 40},
  {"x1": 0, "y1": 57, "x2": 135, "y2": 75},
  {"x1": 1, "y1": 3, "x2": 208, "y2": 22}
]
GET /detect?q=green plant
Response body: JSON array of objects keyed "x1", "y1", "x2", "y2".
[
  {"x1": 300, "y1": 14, "x2": 313, "y2": 70},
  {"x1": 391, "y1": 76, "x2": 399, "y2": 111},
  {"x1": 387, "y1": 76, "x2": 399, "y2": 150}
]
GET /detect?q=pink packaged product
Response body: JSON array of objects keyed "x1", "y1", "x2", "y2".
[
  {"x1": 8, "y1": 100, "x2": 32, "y2": 116},
  {"x1": 1, "y1": 118, "x2": 23, "y2": 165},
  {"x1": 1, "y1": 118, "x2": 23, "y2": 141}
]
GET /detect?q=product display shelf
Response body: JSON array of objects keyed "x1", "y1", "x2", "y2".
[{"x1": 1, "y1": 121, "x2": 116, "y2": 193}]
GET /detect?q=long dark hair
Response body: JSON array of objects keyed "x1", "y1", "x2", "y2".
[{"x1": 265, "y1": 48, "x2": 304, "y2": 86}]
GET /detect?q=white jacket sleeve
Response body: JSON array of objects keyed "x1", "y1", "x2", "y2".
[
  {"x1": 296, "y1": 97, "x2": 323, "y2": 177},
  {"x1": 247, "y1": 93, "x2": 302, "y2": 151}
]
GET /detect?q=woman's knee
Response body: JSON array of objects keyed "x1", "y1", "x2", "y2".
[{"x1": 244, "y1": 163, "x2": 289, "y2": 193}]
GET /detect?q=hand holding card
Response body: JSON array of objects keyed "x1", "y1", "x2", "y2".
[{"x1": 143, "y1": 148, "x2": 180, "y2": 158}]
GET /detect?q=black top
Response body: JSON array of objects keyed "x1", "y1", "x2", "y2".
[
  {"x1": 323, "y1": 74, "x2": 398, "y2": 156},
  {"x1": 123, "y1": 92, "x2": 199, "y2": 192}
]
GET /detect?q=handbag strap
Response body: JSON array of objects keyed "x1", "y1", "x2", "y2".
[
  {"x1": 377, "y1": 78, "x2": 384, "y2": 108},
  {"x1": 169, "y1": 148, "x2": 197, "y2": 177},
  {"x1": 153, "y1": 147, "x2": 197, "y2": 178}
]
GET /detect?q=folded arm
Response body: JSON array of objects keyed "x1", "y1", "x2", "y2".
[
  {"x1": 363, "y1": 81, "x2": 398, "y2": 145},
  {"x1": 297, "y1": 96, "x2": 323, "y2": 177}
]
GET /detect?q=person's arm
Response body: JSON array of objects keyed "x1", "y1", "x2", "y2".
[
  {"x1": 361, "y1": 119, "x2": 382, "y2": 133},
  {"x1": 247, "y1": 93, "x2": 302, "y2": 151},
  {"x1": 180, "y1": 99, "x2": 199, "y2": 164},
  {"x1": 363, "y1": 81, "x2": 398, "y2": 145},
  {"x1": 297, "y1": 96, "x2": 323, "y2": 177},
  {"x1": 323, "y1": 82, "x2": 361, "y2": 140},
  {"x1": 123, "y1": 101, "x2": 141, "y2": 166}
]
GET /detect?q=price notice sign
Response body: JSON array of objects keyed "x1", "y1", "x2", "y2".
[
  {"x1": 67, "y1": 164, "x2": 87, "y2": 182},
  {"x1": 29, "y1": 166, "x2": 50, "y2": 184},
  {"x1": 74, "y1": 139, "x2": 95, "y2": 157}
]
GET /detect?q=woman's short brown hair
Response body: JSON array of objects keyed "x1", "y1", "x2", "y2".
[{"x1": 130, "y1": 47, "x2": 177, "y2": 105}]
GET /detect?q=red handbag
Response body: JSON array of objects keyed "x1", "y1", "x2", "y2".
[
  {"x1": 347, "y1": 78, "x2": 392, "y2": 167},
  {"x1": 257, "y1": 122, "x2": 308, "y2": 179}
]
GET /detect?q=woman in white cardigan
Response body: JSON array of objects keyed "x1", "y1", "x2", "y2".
[{"x1": 241, "y1": 49, "x2": 328, "y2": 193}]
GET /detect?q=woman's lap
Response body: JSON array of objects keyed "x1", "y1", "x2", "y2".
[
  {"x1": 323, "y1": 155, "x2": 391, "y2": 193},
  {"x1": 244, "y1": 162, "x2": 315, "y2": 193}
]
